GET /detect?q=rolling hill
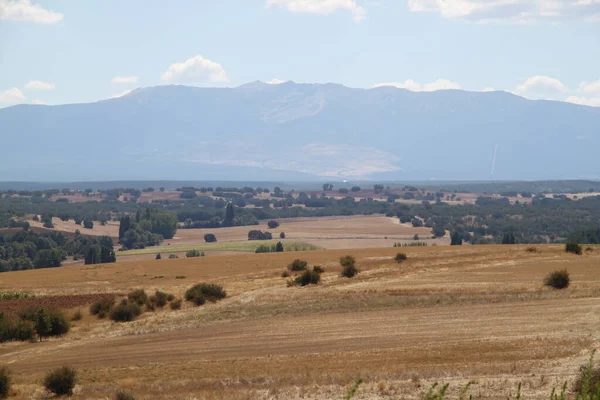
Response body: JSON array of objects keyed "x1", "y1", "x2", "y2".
[{"x1": 1, "y1": 81, "x2": 599, "y2": 181}]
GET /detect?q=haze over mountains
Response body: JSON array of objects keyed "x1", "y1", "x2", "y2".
[{"x1": 1, "y1": 81, "x2": 599, "y2": 182}]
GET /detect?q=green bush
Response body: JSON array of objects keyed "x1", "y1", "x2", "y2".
[
  {"x1": 169, "y1": 299, "x2": 182, "y2": 310},
  {"x1": 153, "y1": 290, "x2": 169, "y2": 308},
  {"x1": 293, "y1": 270, "x2": 321, "y2": 286},
  {"x1": 0, "y1": 367, "x2": 11, "y2": 399},
  {"x1": 168, "y1": 254, "x2": 178, "y2": 259},
  {"x1": 574, "y1": 353, "x2": 600, "y2": 395},
  {"x1": 115, "y1": 390, "x2": 136, "y2": 400},
  {"x1": 44, "y1": 366, "x2": 76, "y2": 397},
  {"x1": 155, "y1": 253, "x2": 162, "y2": 260},
  {"x1": 288, "y1": 259, "x2": 308, "y2": 271},
  {"x1": 544, "y1": 269, "x2": 570, "y2": 289},
  {"x1": 46, "y1": 309, "x2": 70, "y2": 336},
  {"x1": 109, "y1": 300, "x2": 142, "y2": 322},
  {"x1": 90, "y1": 296, "x2": 115, "y2": 318},
  {"x1": 394, "y1": 252, "x2": 408, "y2": 263},
  {"x1": 341, "y1": 264, "x2": 359, "y2": 278},
  {"x1": 313, "y1": 265, "x2": 325, "y2": 274},
  {"x1": 185, "y1": 283, "x2": 226, "y2": 305},
  {"x1": 566, "y1": 242, "x2": 583, "y2": 255},
  {"x1": 11, "y1": 320, "x2": 35, "y2": 342},
  {"x1": 18, "y1": 307, "x2": 69, "y2": 337},
  {"x1": 127, "y1": 289, "x2": 148, "y2": 306},
  {"x1": 186, "y1": 249, "x2": 201, "y2": 258}
]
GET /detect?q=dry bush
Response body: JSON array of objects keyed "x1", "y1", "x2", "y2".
[
  {"x1": 109, "y1": 300, "x2": 142, "y2": 322},
  {"x1": 44, "y1": 366, "x2": 76, "y2": 397},
  {"x1": 185, "y1": 283, "x2": 226, "y2": 306},
  {"x1": 127, "y1": 289, "x2": 148, "y2": 306},
  {"x1": 544, "y1": 269, "x2": 570, "y2": 289},
  {"x1": 394, "y1": 252, "x2": 408, "y2": 263},
  {"x1": 288, "y1": 259, "x2": 308, "y2": 272},
  {"x1": 0, "y1": 367, "x2": 11, "y2": 399},
  {"x1": 90, "y1": 296, "x2": 115, "y2": 318}
]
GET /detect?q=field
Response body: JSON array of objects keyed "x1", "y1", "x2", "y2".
[{"x1": 0, "y1": 244, "x2": 598, "y2": 399}]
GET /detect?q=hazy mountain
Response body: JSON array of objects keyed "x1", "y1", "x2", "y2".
[{"x1": 1, "y1": 81, "x2": 599, "y2": 181}]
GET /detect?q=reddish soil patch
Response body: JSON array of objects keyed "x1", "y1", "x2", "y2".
[{"x1": 0, "y1": 294, "x2": 117, "y2": 319}]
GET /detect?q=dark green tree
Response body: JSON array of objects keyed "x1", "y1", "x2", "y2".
[
  {"x1": 118, "y1": 216, "x2": 131, "y2": 240},
  {"x1": 275, "y1": 241, "x2": 284, "y2": 252},
  {"x1": 34, "y1": 249, "x2": 62, "y2": 269},
  {"x1": 224, "y1": 203, "x2": 235, "y2": 227},
  {"x1": 35, "y1": 308, "x2": 52, "y2": 342},
  {"x1": 450, "y1": 231, "x2": 463, "y2": 245}
]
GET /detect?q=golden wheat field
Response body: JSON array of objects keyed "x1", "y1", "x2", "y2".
[{"x1": 0, "y1": 244, "x2": 599, "y2": 399}]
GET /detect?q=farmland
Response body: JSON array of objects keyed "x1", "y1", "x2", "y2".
[{"x1": 0, "y1": 244, "x2": 598, "y2": 399}]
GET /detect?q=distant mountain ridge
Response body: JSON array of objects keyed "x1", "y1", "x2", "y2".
[{"x1": 1, "y1": 81, "x2": 599, "y2": 181}]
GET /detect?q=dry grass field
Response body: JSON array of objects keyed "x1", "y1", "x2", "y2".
[{"x1": 0, "y1": 244, "x2": 598, "y2": 399}]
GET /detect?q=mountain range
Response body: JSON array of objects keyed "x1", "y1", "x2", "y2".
[{"x1": 1, "y1": 81, "x2": 599, "y2": 181}]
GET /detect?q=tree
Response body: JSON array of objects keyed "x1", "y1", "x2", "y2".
[
  {"x1": 267, "y1": 220, "x2": 280, "y2": 229},
  {"x1": 148, "y1": 211, "x2": 178, "y2": 239},
  {"x1": 204, "y1": 233, "x2": 217, "y2": 243},
  {"x1": 100, "y1": 246, "x2": 116, "y2": 263},
  {"x1": 83, "y1": 219, "x2": 94, "y2": 229},
  {"x1": 84, "y1": 246, "x2": 101, "y2": 265},
  {"x1": 279, "y1": 232, "x2": 286, "y2": 239},
  {"x1": 351, "y1": 186, "x2": 361, "y2": 192},
  {"x1": 275, "y1": 241, "x2": 284, "y2": 252},
  {"x1": 322, "y1": 183, "x2": 334, "y2": 191},
  {"x1": 35, "y1": 308, "x2": 52, "y2": 342},
  {"x1": 224, "y1": 203, "x2": 235, "y2": 227},
  {"x1": 118, "y1": 216, "x2": 131, "y2": 240},
  {"x1": 432, "y1": 225, "x2": 446, "y2": 238},
  {"x1": 411, "y1": 218, "x2": 423, "y2": 228},
  {"x1": 450, "y1": 231, "x2": 463, "y2": 245},
  {"x1": 34, "y1": 249, "x2": 62, "y2": 269},
  {"x1": 156, "y1": 253, "x2": 162, "y2": 260},
  {"x1": 502, "y1": 232, "x2": 516, "y2": 244}
]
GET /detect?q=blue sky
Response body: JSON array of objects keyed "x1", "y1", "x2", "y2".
[{"x1": 1, "y1": 0, "x2": 599, "y2": 108}]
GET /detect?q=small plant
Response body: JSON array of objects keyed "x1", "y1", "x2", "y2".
[
  {"x1": 71, "y1": 310, "x2": 82, "y2": 321},
  {"x1": 90, "y1": 296, "x2": 115, "y2": 318},
  {"x1": 293, "y1": 270, "x2": 321, "y2": 286},
  {"x1": 313, "y1": 265, "x2": 325, "y2": 273},
  {"x1": 340, "y1": 255, "x2": 359, "y2": 278},
  {"x1": 155, "y1": 253, "x2": 162, "y2": 260},
  {"x1": 109, "y1": 300, "x2": 142, "y2": 322},
  {"x1": 153, "y1": 290, "x2": 169, "y2": 308},
  {"x1": 186, "y1": 249, "x2": 201, "y2": 258},
  {"x1": 345, "y1": 378, "x2": 363, "y2": 400},
  {"x1": 525, "y1": 246, "x2": 539, "y2": 253},
  {"x1": 127, "y1": 289, "x2": 148, "y2": 306},
  {"x1": 175, "y1": 275, "x2": 186, "y2": 279},
  {"x1": 394, "y1": 252, "x2": 408, "y2": 263},
  {"x1": 44, "y1": 366, "x2": 76, "y2": 397},
  {"x1": 544, "y1": 269, "x2": 570, "y2": 289},
  {"x1": 185, "y1": 283, "x2": 226, "y2": 305},
  {"x1": 0, "y1": 367, "x2": 11, "y2": 399},
  {"x1": 574, "y1": 351, "x2": 600, "y2": 395},
  {"x1": 288, "y1": 259, "x2": 308, "y2": 271},
  {"x1": 168, "y1": 254, "x2": 178, "y2": 259},
  {"x1": 281, "y1": 270, "x2": 290, "y2": 278},
  {"x1": 169, "y1": 298, "x2": 182, "y2": 310},
  {"x1": 566, "y1": 242, "x2": 583, "y2": 255},
  {"x1": 279, "y1": 232, "x2": 286, "y2": 239},
  {"x1": 115, "y1": 389, "x2": 136, "y2": 400}
]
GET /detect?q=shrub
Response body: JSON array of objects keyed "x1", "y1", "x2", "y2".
[
  {"x1": 574, "y1": 353, "x2": 600, "y2": 395},
  {"x1": 127, "y1": 289, "x2": 148, "y2": 306},
  {"x1": 155, "y1": 253, "x2": 162, "y2": 260},
  {"x1": 90, "y1": 296, "x2": 115, "y2": 318},
  {"x1": 169, "y1": 299, "x2": 182, "y2": 310},
  {"x1": 313, "y1": 265, "x2": 325, "y2": 274},
  {"x1": 44, "y1": 366, "x2": 76, "y2": 397},
  {"x1": 109, "y1": 300, "x2": 142, "y2": 322},
  {"x1": 185, "y1": 283, "x2": 226, "y2": 305},
  {"x1": 168, "y1": 254, "x2": 178, "y2": 259},
  {"x1": 175, "y1": 275, "x2": 186, "y2": 279},
  {"x1": 394, "y1": 252, "x2": 408, "y2": 263},
  {"x1": 544, "y1": 269, "x2": 570, "y2": 289},
  {"x1": 340, "y1": 255, "x2": 356, "y2": 268},
  {"x1": 566, "y1": 242, "x2": 583, "y2": 255},
  {"x1": 267, "y1": 220, "x2": 280, "y2": 229},
  {"x1": 281, "y1": 271, "x2": 290, "y2": 278},
  {"x1": 11, "y1": 320, "x2": 35, "y2": 342},
  {"x1": 153, "y1": 290, "x2": 169, "y2": 308},
  {"x1": 525, "y1": 246, "x2": 539, "y2": 253},
  {"x1": 186, "y1": 249, "x2": 201, "y2": 258},
  {"x1": 46, "y1": 309, "x2": 70, "y2": 336},
  {"x1": 293, "y1": 270, "x2": 321, "y2": 286},
  {"x1": 279, "y1": 232, "x2": 286, "y2": 239},
  {"x1": 248, "y1": 230, "x2": 272, "y2": 240},
  {"x1": 71, "y1": 310, "x2": 82, "y2": 321},
  {"x1": 0, "y1": 367, "x2": 11, "y2": 399},
  {"x1": 115, "y1": 390, "x2": 136, "y2": 400},
  {"x1": 204, "y1": 233, "x2": 217, "y2": 243},
  {"x1": 288, "y1": 259, "x2": 308, "y2": 272},
  {"x1": 19, "y1": 307, "x2": 69, "y2": 338},
  {"x1": 341, "y1": 264, "x2": 359, "y2": 278}
]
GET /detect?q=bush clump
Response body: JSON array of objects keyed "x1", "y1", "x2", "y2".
[
  {"x1": 109, "y1": 300, "x2": 142, "y2": 322},
  {"x1": 293, "y1": 270, "x2": 321, "y2": 286},
  {"x1": 574, "y1": 352, "x2": 600, "y2": 395},
  {"x1": 185, "y1": 283, "x2": 226, "y2": 306},
  {"x1": 0, "y1": 367, "x2": 11, "y2": 399},
  {"x1": 186, "y1": 249, "x2": 202, "y2": 258},
  {"x1": 288, "y1": 259, "x2": 308, "y2": 272},
  {"x1": 169, "y1": 298, "x2": 182, "y2": 310},
  {"x1": 127, "y1": 289, "x2": 148, "y2": 306},
  {"x1": 566, "y1": 242, "x2": 583, "y2": 255},
  {"x1": 394, "y1": 252, "x2": 408, "y2": 263},
  {"x1": 544, "y1": 269, "x2": 570, "y2": 289},
  {"x1": 90, "y1": 296, "x2": 115, "y2": 318},
  {"x1": 312, "y1": 265, "x2": 325, "y2": 274},
  {"x1": 44, "y1": 366, "x2": 77, "y2": 397},
  {"x1": 18, "y1": 307, "x2": 69, "y2": 338},
  {"x1": 340, "y1": 255, "x2": 359, "y2": 278},
  {"x1": 115, "y1": 390, "x2": 136, "y2": 400}
]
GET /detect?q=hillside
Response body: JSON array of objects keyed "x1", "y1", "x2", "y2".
[{"x1": 1, "y1": 82, "x2": 599, "y2": 181}]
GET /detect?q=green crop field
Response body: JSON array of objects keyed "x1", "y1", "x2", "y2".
[{"x1": 119, "y1": 240, "x2": 321, "y2": 256}]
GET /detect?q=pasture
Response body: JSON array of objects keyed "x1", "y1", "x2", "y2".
[{"x1": 0, "y1": 244, "x2": 598, "y2": 398}]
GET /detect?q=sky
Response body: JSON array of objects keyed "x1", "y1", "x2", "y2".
[{"x1": 1, "y1": 0, "x2": 599, "y2": 108}]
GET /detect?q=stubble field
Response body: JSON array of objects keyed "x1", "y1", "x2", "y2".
[{"x1": 0, "y1": 244, "x2": 598, "y2": 399}]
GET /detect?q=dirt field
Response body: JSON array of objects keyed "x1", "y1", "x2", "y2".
[{"x1": 0, "y1": 244, "x2": 598, "y2": 399}]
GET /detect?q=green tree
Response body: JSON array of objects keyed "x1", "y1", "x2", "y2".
[
  {"x1": 118, "y1": 216, "x2": 131, "y2": 240},
  {"x1": 83, "y1": 219, "x2": 94, "y2": 229},
  {"x1": 224, "y1": 203, "x2": 235, "y2": 227},
  {"x1": 34, "y1": 249, "x2": 62, "y2": 269},
  {"x1": 149, "y1": 211, "x2": 178, "y2": 239},
  {"x1": 35, "y1": 308, "x2": 52, "y2": 342},
  {"x1": 450, "y1": 231, "x2": 463, "y2": 245},
  {"x1": 275, "y1": 241, "x2": 284, "y2": 252},
  {"x1": 204, "y1": 233, "x2": 217, "y2": 243}
]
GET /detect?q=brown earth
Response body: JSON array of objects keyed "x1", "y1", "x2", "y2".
[{"x1": 0, "y1": 245, "x2": 598, "y2": 398}]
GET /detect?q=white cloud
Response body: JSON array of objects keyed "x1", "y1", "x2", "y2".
[
  {"x1": 578, "y1": 80, "x2": 600, "y2": 94},
  {"x1": 112, "y1": 90, "x2": 132, "y2": 99},
  {"x1": 161, "y1": 55, "x2": 228, "y2": 84},
  {"x1": 0, "y1": 88, "x2": 26, "y2": 104},
  {"x1": 266, "y1": 0, "x2": 366, "y2": 22},
  {"x1": 24, "y1": 80, "x2": 55, "y2": 90},
  {"x1": 515, "y1": 76, "x2": 568, "y2": 95},
  {"x1": 112, "y1": 76, "x2": 139, "y2": 85},
  {"x1": 481, "y1": 87, "x2": 496, "y2": 92},
  {"x1": 30, "y1": 99, "x2": 46, "y2": 105},
  {"x1": 266, "y1": 78, "x2": 286, "y2": 84},
  {"x1": 565, "y1": 96, "x2": 600, "y2": 107},
  {"x1": 406, "y1": 0, "x2": 600, "y2": 23},
  {"x1": 0, "y1": 0, "x2": 63, "y2": 24},
  {"x1": 373, "y1": 79, "x2": 461, "y2": 92}
]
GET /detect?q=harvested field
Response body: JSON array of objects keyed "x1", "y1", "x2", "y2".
[
  {"x1": 0, "y1": 294, "x2": 116, "y2": 319},
  {"x1": 29, "y1": 217, "x2": 120, "y2": 237},
  {"x1": 0, "y1": 244, "x2": 598, "y2": 398}
]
